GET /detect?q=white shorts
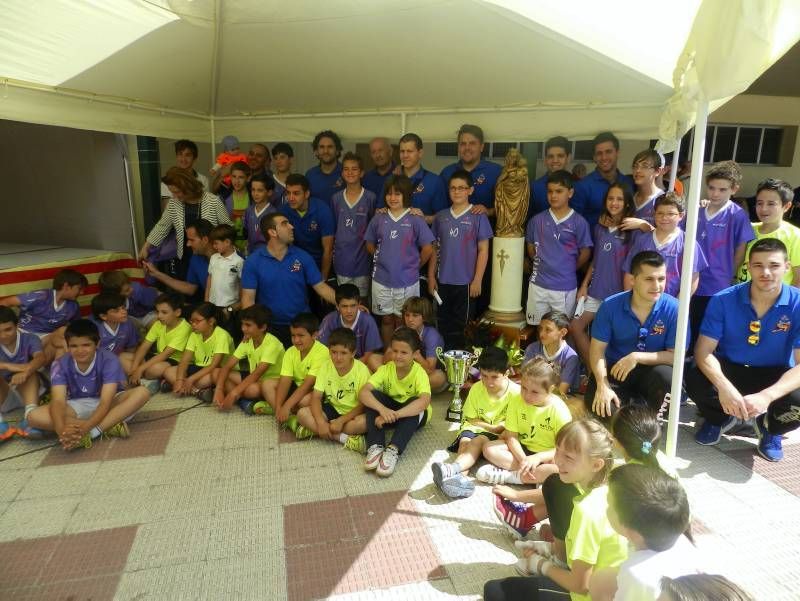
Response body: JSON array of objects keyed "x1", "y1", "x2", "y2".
[
  {"x1": 0, "y1": 387, "x2": 23, "y2": 414},
  {"x1": 583, "y1": 296, "x2": 602, "y2": 314},
  {"x1": 67, "y1": 397, "x2": 101, "y2": 419},
  {"x1": 372, "y1": 281, "x2": 419, "y2": 316},
  {"x1": 18, "y1": 329, "x2": 49, "y2": 341},
  {"x1": 526, "y1": 283, "x2": 577, "y2": 326},
  {"x1": 337, "y1": 275, "x2": 370, "y2": 299}
]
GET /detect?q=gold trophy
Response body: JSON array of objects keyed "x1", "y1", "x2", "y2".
[{"x1": 436, "y1": 348, "x2": 481, "y2": 422}]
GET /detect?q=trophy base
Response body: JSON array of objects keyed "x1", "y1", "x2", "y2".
[
  {"x1": 481, "y1": 312, "x2": 535, "y2": 349},
  {"x1": 446, "y1": 407, "x2": 463, "y2": 423}
]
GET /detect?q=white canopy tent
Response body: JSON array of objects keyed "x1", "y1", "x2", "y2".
[{"x1": 1, "y1": 0, "x2": 799, "y2": 454}]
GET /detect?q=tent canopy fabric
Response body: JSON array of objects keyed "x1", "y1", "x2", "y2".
[{"x1": 0, "y1": 0, "x2": 798, "y2": 145}]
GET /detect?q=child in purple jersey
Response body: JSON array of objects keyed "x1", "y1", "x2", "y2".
[
  {"x1": 524, "y1": 311, "x2": 580, "y2": 396},
  {"x1": 0, "y1": 269, "x2": 87, "y2": 364},
  {"x1": 99, "y1": 270, "x2": 158, "y2": 329},
  {"x1": 0, "y1": 307, "x2": 49, "y2": 440},
  {"x1": 690, "y1": 161, "x2": 753, "y2": 347},
  {"x1": 270, "y1": 143, "x2": 294, "y2": 209},
  {"x1": 385, "y1": 297, "x2": 448, "y2": 393},
  {"x1": 429, "y1": 169, "x2": 493, "y2": 351},
  {"x1": 242, "y1": 173, "x2": 276, "y2": 256},
  {"x1": 90, "y1": 293, "x2": 140, "y2": 375},
  {"x1": 571, "y1": 183, "x2": 637, "y2": 363},
  {"x1": 332, "y1": 152, "x2": 377, "y2": 298},
  {"x1": 525, "y1": 170, "x2": 593, "y2": 326},
  {"x1": 623, "y1": 193, "x2": 708, "y2": 298},
  {"x1": 26, "y1": 319, "x2": 150, "y2": 451},
  {"x1": 631, "y1": 149, "x2": 667, "y2": 227},
  {"x1": 364, "y1": 174, "x2": 435, "y2": 350},
  {"x1": 318, "y1": 285, "x2": 383, "y2": 372}
]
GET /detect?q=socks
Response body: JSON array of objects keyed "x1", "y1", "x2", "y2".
[
  {"x1": 441, "y1": 461, "x2": 463, "y2": 479},
  {"x1": 338, "y1": 433, "x2": 349, "y2": 444},
  {"x1": 25, "y1": 404, "x2": 35, "y2": 417},
  {"x1": 89, "y1": 427, "x2": 103, "y2": 439},
  {"x1": 505, "y1": 470, "x2": 523, "y2": 485}
]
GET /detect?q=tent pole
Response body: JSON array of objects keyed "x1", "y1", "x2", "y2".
[
  {"x1": 666, "y1": 98, "x2": 709, "y2": 458},
  {"x1": 668, "y1": 137, "x2": 681, "y2": 192},
  {"x1": 400, "y1": 112, "x2": 407, "y2": 135},
  {"x1": 122, "y1": 155, "x2": 139, "y2": 255}
]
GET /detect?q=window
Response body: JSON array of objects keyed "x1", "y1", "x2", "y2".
[
  {"x1": 573, "y1": 140, "x2": 595, "y2": 161},
  {"x1": 435, "y1": 141, "x2": 517, "y2": 158},
  {"x1": 491, "y1": 142, "x2": 518, "y2": 158},
  {"x1": 681, "y1": 124, "x2": 789, "y2": 165}
]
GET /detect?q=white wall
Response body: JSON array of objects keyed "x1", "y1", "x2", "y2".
[{"x1": 0, "y1": 119, "x2": 135, "y2": 253}]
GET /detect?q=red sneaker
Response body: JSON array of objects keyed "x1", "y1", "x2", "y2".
[{"x1": 493, "y1": 494, "x2": 538, "y2": 538}]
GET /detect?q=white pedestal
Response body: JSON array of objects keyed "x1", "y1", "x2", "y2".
[{"x1": 489, "y1": 237, "x2": 524, "y2": 315}]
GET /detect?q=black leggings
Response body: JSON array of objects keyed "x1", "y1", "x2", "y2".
[
  {"x1": 542, "y1": 473, "x2": 580, "y2": 541},
  {"x1": 484, "y1": 576, "x2": 569, "y2": 600},
  {"x1": 364, "y1": 390, "x2": 428, "y2": 453}
]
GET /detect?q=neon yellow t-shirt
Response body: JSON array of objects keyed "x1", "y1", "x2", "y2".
[
  {"x1": 313, "y1": 359, "x2": 371, "y2": 416},
  {"x1": 280, "y1": 340, "x2": 329, "y2": 386},
  {"x1": 185, "y1": 326, "x2": 233, "y2": 367},
  {"x1": 145, "y1": 319, "x2": 192, "y2": 363},
  {"x1": 233, "y1": 333, "x2": 285, "y2": 380},
  {"x1": 565, "y1": 485, "x2": 629, "y2": 601},
  {"x1": 503, "y1": 393, "x2": 572, "y2": 453},
  {"x1": 368, "y1": 361, "x2": 432, "y2": 421},
  {"x1": 459, "y1": 379, "x2": 518, "y2": 436},
  {"x1": 738, "y1": 221, "x2": 800, "y2": 284}
]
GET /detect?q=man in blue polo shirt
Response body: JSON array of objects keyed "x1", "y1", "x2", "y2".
[
  {"x1": 439, "y1": 124, "x2": 501, "y2": 217},
  {"x1": 530, "y1": 136, "x2": 571, "y2": 221},
  {"x1": 571, "y1": 131, "x2": 634, "y2": 231},
  {"x1": 240, "y1": 213, "x2": 336, "y2": 348},
  {"x1": 586, "y1": 251, "x2": 680, "y2": 418},
  {"x1": 399, "y1": 133, "x2": 447, "y2": 224},
  {"x1": 305, "y1": 130, "x2": 345, "y2": 207},
  {"x1": 280, "y1": 173, "x2": 335, "y2": 281},
  {"x1": 143, "y1": 219, "x2": 213, "y2": 303},
  {"x1": 689, "y1": 238, "x2": 800, "y2": 462},
  {"x1": 363, "y1": 137, "x2": 396, "y2": 204}
]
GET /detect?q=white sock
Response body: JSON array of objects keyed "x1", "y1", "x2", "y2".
[
  {"x1": 89, "y1": 427, "x2": 103, "y2": 439},
  {"x1": 338, "y1": 433, "x2": 349, "y2": 444},
  {"x1": 506, "y1": 470, "x2": 523, "y2": 485},
  {"x1": 24, "y1": 404, "x2": 36, "y2": 416}
]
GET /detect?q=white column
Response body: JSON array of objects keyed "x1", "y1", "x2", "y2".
[{"x1": 489, "y1": 237, "x2": 524, "y2": 314}]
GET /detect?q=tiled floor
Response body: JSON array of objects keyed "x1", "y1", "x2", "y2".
[{"x1": 0, "y1": 392, "x2": 797, "y2": 601}]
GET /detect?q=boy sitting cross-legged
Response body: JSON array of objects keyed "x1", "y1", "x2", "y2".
[
  {"x1": 26, "y1": 319, "x2": 150, "y2": 450},
  {"x1": 212, "y1": 304, "x2": 284, "y2": 413},
  {"x1": 431, "y1": 346, "x2": 517, "y2": 499},
  {"x1": 293, "y1": 327, "x2": 370, "y2": 453}
]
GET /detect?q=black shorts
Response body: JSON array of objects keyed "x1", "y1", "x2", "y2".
[
  {"x1": 447, "y1": 429, "x2": 498, "y2": 453},
  {"x1": 187, "y1": 364, "x2": 203, "y2": 376},
  {"x1": 146, "y1": 350, "x2": 179, "y2": 366},
  {"x1": 322, "y1": 403, "x2": 344, "y2": 421}
]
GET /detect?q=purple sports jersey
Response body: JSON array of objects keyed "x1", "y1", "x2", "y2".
[
  {"x1": 91, "y1": 318, "x2": 140, "y2": 355},
  {"x1": 318, "y1": 310, "x2": 383, "y2": 358},
  {"x1": 17, "y1": 290, "x2": 79, "y2": 334},
  {"x1": 623, "y1": 230, "x2": 708, "y2": 297},
  {"x1": 419, "y1": 326, "x2": 444, "y2": 359},
  {"x1": 364, "y1": 210, "x2": 435, "y2": 288},
  {"x1": 634, "y1": 192, "x2": 659, "y2": 225},
  {"x1": 696, "y1": 201, "x2": 755, "y2": 296},
  {"x1": 127, "y1": 282, "x2": 158, "y2": 319},
  {"x1": 243, "y1": 203, "x2": 275, "y2": 255},
  {"x1": 50, "y1": 348, "x2": 126, "y2": 399},
  {"x1": 588, "y1": 225, "x2": 630, "y2": 301},
  {"x1": 523, "y1": 340, "x2": 580, "y2": 391},
  {"x1": 526, "y1": 210, "x2": 593, "y2": 291},
  {"x1": 0, "y1": 331, "x2": 42, "y2": 380},
  {"x1": 432, "y1": 207, "x2": 493, "y2": 285},
  {"x1": 332, "y1": 188, "x2": 377, "y2": 277}
]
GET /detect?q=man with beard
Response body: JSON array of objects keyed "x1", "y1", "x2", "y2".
[
  {"x1": 306, "y1": 130, "x2": 345, "y2": 208},
  {"x1": 440, "y1": 124, "x2": 501, "y2": 217}
]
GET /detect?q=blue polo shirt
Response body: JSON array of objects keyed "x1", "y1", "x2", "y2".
[
  {"x1": 241, "y1": 245, "x2": 323, "y2": 326},
  {"x1": 701, "y1": 282, "x2": 800, "y2": 368},
  {"x1": 280, "y1": 198, "x2": 335, "y2": 267},
  {"x1": 592, "y1": 290, "x2": 681, "y2": 365},
  {"x1": 408, "y1": 167, "x2": 448, "y2": 216},
  {"x1": 571, "y1": 169, "x2": 634, "y2": 231},
  {"x1": 186, "y1": 254, "x2": 209, "y2": 298},
  {"x1": 529, "y1": 174, "x2": 551, "y2": 221},
  {"x1": 440, "y1": 159, "x2": 502, "y2": 209},
  {"x1": 305, "y1": 163, "x2": 344, "y2": 207},
  {"x1": 364, "y1": 164, "x2": 396, "y2": 206}
]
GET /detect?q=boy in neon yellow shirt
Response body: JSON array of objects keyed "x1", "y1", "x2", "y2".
[
  {"x1": 212, "y1": 304, "x2": 284, "y2": 413},
  {"x1": 293, "y1": 328, "x2": 370, "y2": 453},
  {"x1": 432, "y1": 347, "x2": 516, "y2": 499},
  {"x1": 274, "y1": 313, "x2": 329, "y2": 428},
  {"x1": 129, "y1": 293, "x2": 191, "y2": 391},
  {"x1": 360, "y1": 327, "x2": 431, "y2": 477},
  {"x1": 738, "y1": 178, "x2": 800, "y2": 286}
]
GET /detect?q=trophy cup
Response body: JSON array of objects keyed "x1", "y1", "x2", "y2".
[{"x1": 436, "y1": 348, "x2": 481, "y2": 422}]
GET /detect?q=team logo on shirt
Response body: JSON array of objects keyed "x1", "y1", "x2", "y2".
[
  {"x1": 309, "y1": 221, "x2": 319, "y2": 232},
  {"x1": 475, "y1": 174, "x2": 486, "y2": 186},
  {"x1": 335, "y1": 178, "x2": 344, "y2": 188},
  {"x1": 345, "y1": 218, "x2": 354, "y2": 228},
  {"x1": 390, "y1": 230, "x2": 399, "y2": 239},
  {"x1": 603, "y1": 242, "x2": 612, "y2": 251},
  {"x1": 541, "y1": 416, "x2": 554, "y2": 432},
  {"x1": 773, "y1": 315, "x2": 791, "y2": 333},
  {"x1": 290, "y1": 259, "x2": 302, "y2": 272},
  {"x1": 449, "y1": 227, "x2": 459, "y2": 238},
  {"x1": 415, "y1": 183, "x2": 425, "y2": 194},
  {"x1": 651, "y1": 320, "x2": 665, "y2": 336}
]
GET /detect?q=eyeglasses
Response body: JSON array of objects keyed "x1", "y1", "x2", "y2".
[
  {"x1": 636, "y1": 327, "x2": 648, "y2": 351},
  {"x1": 449, "y1": 185, "x2": 470, "y2": 192},
  {"x1": 747, "y1": 320, "x2": 761, "y2": 345}
]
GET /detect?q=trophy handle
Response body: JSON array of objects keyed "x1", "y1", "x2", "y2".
[{"x1": 435, "y1": 346, "x2": 445, "y2": 364}]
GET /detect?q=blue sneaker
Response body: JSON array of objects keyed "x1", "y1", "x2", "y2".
[
  {"x1": 0, "y1": 422, "x2": 13, "y2": 442},
  {"x1": 755, "y1": 414, "x2": 783, "y2": 462},
  {"x1": 695, "y1": 415, "x2": 738, "y2": 445},
  {"x1": 16, "y1": 419, "x2": 45, "y2": 440},
  {"x1": 236, "y1": 399, "x2": 255, "y2": 415}
]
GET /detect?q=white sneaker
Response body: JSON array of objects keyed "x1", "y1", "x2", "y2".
[
  {"x1": 364, "y1": 445, "x2": 384, "y2": 471},
  {"x1": 515, "y1": 540, "x2": 553, "y2": 557},
  {"x1": 475, "y1": 464, "x2": 514, "y2": 484},
  {"x1": 514, "y1": 557, "x2": 534, "y2": 576},
  {"x1": 376, "y1": 446, "x2": 400, "y2": 477}
]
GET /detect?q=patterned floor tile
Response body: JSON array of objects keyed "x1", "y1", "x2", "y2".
[
  {"x1": 0, "y1": 495, "x2": 81, "y2": 542},
  {"x1": 114, "y1": 561, "x2": 206, "y2": 601},
  {"x1": 125, "y1": 517, "x2": 210, "y2": 571}
]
